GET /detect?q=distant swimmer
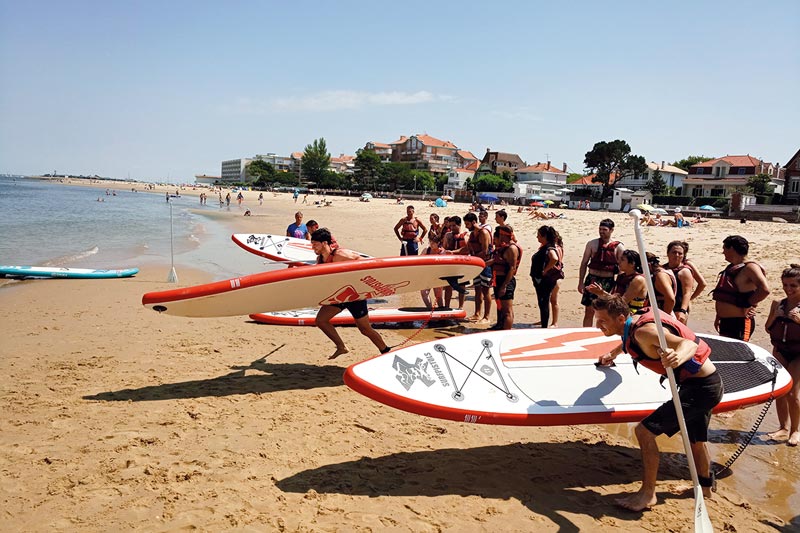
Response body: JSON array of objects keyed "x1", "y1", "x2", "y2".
[{"x1": 310, "y1": 228, "x2": 389, "y2": 359}]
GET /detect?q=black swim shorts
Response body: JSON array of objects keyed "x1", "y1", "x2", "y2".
[
  {"x1": 493, "y1": 275, "x2": 516, "y2": 301},
  {"x1": 333, "y1": 300, "x2": 369, "y2": 320},
  {"x1": 580, "y1": 274, "x2": 616, "y2": 307},
  {"x1": 641, "y1": 371, "x2": 723, "y2": 443},
  {"x1": 718, "y1": 316, "x2": 755, "y2": 342}
]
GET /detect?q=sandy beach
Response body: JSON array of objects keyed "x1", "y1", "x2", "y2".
[{"x1": 1, "y1": 180, "x2": 799, "y2": 531}]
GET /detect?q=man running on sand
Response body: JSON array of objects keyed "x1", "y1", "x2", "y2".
[
  {"x1": 310, "y1": 228, "x2": 390, "y2": 359},
  {"x1": 594, "y1": 295, "x2": 722, "y2": 511}
]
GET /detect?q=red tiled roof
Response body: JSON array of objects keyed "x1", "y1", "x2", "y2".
[
  {"x1": 389, "y1": 136, "x2": 408, "y2": 145},
  {"x1": 415, "y1": 134, "x2": 457, "y2": 149},
  {"x1": 291, "y1": 152, "x2": 303, "y2": 159},
  {"x1": 458, "y1": 150, "x2": 478, "y2": 161},
  {"x1": 331, "y1": 155, "x2": 354, "y2": 163},
  {"x1": 370, "y1": 142, "x2": 391, "y2": 148},
  {"x1": 694, "y1": 155, "x2": 762, "y2": 167},
  {"x1": 517, "y1": 163, "x2": 567, "y2": 174},
  {"x1": 572, "y1": 173, "x2": 618, "y2": 185},
  {"x1": 464, "y1": 161, "x2": 480, "y2": 171}
]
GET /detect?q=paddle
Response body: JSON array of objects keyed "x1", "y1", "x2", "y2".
[{"x1": 628, "y1": 209, "x2": 714, "y2": 533}]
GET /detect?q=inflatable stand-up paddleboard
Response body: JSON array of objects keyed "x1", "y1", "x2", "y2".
[
  {"x1": 0, "y1": 266, "x2": 139, "y2": 279},
  {"x1": 232, "y1": 233, "x2": 370, "y2": 264},
  {"x1": 250, "y1": 306, "x2": 467, "y2": 326},
  {"x1": 345, "y1": 328, "x2": 792, "y2": 426},
  {"x1": 142, "y1": 255, "x2": 483, "y2": 318}
]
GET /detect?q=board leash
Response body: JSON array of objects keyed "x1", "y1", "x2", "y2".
[
  {"x1": 385, "y1": 300, "x2": 439, "y2": 352},
  {"x1": 711, "y1": 359, "x2": 780, "y2": 487}
]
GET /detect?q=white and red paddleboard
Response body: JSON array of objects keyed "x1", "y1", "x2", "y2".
[
  {"x1": 250, "y1": 306, "x2": 467, "y2": 326},
  {"x1": 231, "y1": 233, "x2": 370, "y2": 264},
  {"x1": 142, "y1": 255, "x2": 483, "y2": 318},
  {"x1": 344, "y1": 328, "x2": 792, "y2": 426}
]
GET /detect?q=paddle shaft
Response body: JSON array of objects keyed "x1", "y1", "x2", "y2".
[{"x1": 629, "y1": 210, "x2": 713, "y2": 533}]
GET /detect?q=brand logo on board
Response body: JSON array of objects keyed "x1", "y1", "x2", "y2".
[
  {"x1": 393, "y1": 355, "x2": 436, "y2": 391},
  {"x1": 320, "y1": 278, "x2": 411, "y2": 306}
]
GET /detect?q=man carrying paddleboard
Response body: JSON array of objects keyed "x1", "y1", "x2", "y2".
[
  {"x1": 310, "y1": 228, "x2": 390, "y2": 359},
  {"x1": 593, "y1": 295, "x2": 722, "y2": 511}
]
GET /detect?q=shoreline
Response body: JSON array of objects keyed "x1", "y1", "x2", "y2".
[{"x1": 1, "y1": 178, "x2": 798, "y2": 530}]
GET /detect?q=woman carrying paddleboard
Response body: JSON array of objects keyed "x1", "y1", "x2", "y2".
[{"x1": 310, "y1": 228, "x2": 390, "y2": 359}]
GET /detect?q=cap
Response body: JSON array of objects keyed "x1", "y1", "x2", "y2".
[{"x1": 675, "y1": 207, "x2": 681, "y2": 213}]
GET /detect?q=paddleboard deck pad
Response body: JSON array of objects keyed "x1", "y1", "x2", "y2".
[
  {"x1": 232, "y1": 233, "x2": 370, "y2": 264},
  {"x1": 142, "y1": 255, "x2": 484, "y2": 317},
  {"x1": 0, "y1": 266, "x2": 139, "y2": 279},
  {"x1": 344, "y1": 328, "x2": 792, "y2": 426},
  {"x1": 250, "y1": 306, "x2": 467, "y2": 326}
]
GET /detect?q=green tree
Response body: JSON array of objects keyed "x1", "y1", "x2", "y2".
[
  {"x1": 301, "y1": 138, "x2": 331, "y2": 185},
  {"x1": 567, "y1": 173, "x2": 584, "y2": 184},
  {"x1": 379, "y1": 162, "x2": 413, "y2": 191},
  {"x1": 318, "y1": 170, "x2": 346, "y2": 190},
  {"x1": 246, "y1": 158, "x2": 277, "y2": 187},
  {"x1": 644, "y1": 168, "x2": 668, "y2": 195},
  {"x1": 584, "y1": 139, "x2": 647, "y2": 199},
  {"x1": 747, "y1": 173, "x2": 775, "y2": 195},
  {"x1": 353, "y1": 148, "x2": 382, "y2": 190},
  {"x1": 672, "y1": 155, "x2": 713, "y2": 172},
  {"x1": 471, "y1": 173, "x2": 514, "y2": 192}
]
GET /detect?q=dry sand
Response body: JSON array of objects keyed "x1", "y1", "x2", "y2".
[{"x1": 1, "y1": 181, "x2": 799, "y2": 531}]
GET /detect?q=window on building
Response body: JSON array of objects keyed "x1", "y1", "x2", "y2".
[
  {"x1": 696, "y1": 168, "x2": 704, "y2": 175},
  {"x1": 738, "y1": 167, "x2": 746, "y2": 175},
  {"x1": 792, "y1": 180, "x2": 800, "y2": 193}
]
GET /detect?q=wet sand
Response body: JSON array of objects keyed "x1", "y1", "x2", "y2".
[{"x1": 1, "y1": 181, "x2": 798, "y2": 531}]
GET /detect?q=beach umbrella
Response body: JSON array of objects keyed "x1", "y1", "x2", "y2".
[
  {"x1": 699, "y1": 205, "x2": 716, "y2": 211},
  {"x1": 651, "y1": 208, "x2": 668, "y2": 215},
  {"x1": 636, "y1": 204, "x2": 654, "y2": 211},
  {"x1": 478, "y1": 193, "x2": 499, "y2": 203},
  {"x1": 543, "y1": 200, "x2": 555, "y2": 205},
  {"x1": 361, "y1": 193, "x2": 373, "y2": 199},
  {"x1": 530, "y1": 201, "x2": 545, "y2": 207},
  {"x1": 435, "y1": 198, "x2": 447, "y2": 208},
  {"x1": 441, "y1": 195, "x2": 453, "y2": 200},
  {"x1": 529, "y1": 195, "x2": 544, "y2": 201}
]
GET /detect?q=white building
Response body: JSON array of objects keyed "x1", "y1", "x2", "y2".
[
  {"x1": 616, "y1": 161, "x2": 688, "y2": 193},
  {"x1": 221, "y1": 158, "x2": 252, "y2": 183},
  {"x1": 514, "y1": 162, "x2": 568, "y2": 198}
]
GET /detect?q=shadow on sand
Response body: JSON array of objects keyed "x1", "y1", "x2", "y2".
[
  {"x1": 83, "y1": 356, "x2": 345, "y2": 402},
  {"x1": 276, "y1": 441, "x2": 701, "y2": 532}
]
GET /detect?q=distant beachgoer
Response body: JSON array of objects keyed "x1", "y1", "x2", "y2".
[
  {"x1": 302, "y1": 194, "x2": 308, "y2": 204},
  {"x1": 237, "y1": 192, "x2": 244, "y2": 205},
  {"x1": 712, "y1": 235, "x2": 770, "y2": 341},
  {"x1": 225, "y1": 193, "x2": 231, "y2": 206},
  {"x1": 674, "y1": 207, "x2": 685, "y2": 228},
  {"x1": 764, "y1": 264, "x2": 800, "y2": 447},
  {"x1": 578, "y1": 219, "x2": 625, "y2": 327},
  {"x1": 258, "y1": 192, "x2": 264, "y2": 205},
  {"x1": 293, "y1": 190, "x2": 299, "y2": 203},
  {"x1": 286, "y1": 211, "x2": 310, "y2": 239},
  {"x1": 243, "y1": 210, "x2": 251, "y2": 216},
  {"x1": 394, "y1": 205, "x2": 427, "y2": 256},
  {"x1": 166, "y1": 192, "x2": 169, "y2": 202},
  {"x1": 311, "y1": 228, "x2": 389, "y2": 359}
]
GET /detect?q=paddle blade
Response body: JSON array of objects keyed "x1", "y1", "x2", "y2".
[{"x1": 694, "y1": 486, "x2": 713, "y2": 532}]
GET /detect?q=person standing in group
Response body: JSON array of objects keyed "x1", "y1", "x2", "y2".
[
  {"x1": 306, "y1": 220, "x2": 337, "y2": 247},
  {"x1": 665, "y1": 241, "x2": 704, "y2": 324},
  {"x1": 487, "y1": 226, "x2": 521, "y2": 329},
  {"x1": 428, "y1": 213, "x2": 443, "y2": 243},
  {"x1": 494, "y1": 209, "x2": 517, "y2": 242},
  {"x1": 394, "y1": 205, "x2": 427, "y2": 256},
  {"x1": 456, "y1": 212, "x2": 493, "y2": 323},
  {"x1": 549, "y1": 233, "x2": 565, "y2": 327},
  {"x1": 578, "y1": 219, "x2": 625, "y2": 327},
  {"x1": 711, "y1": 235, "x2": 770, "y2": 341},
  {"x1": 286, "y1": 211, "x2": 310, "y2": 239},
  {"x1": 588, "y1": 250, "x2": 648, "y2": 315},
  {"x1": 646, "y1": 252, "x2": 676, "y2": 315},
  {"x1": 419, "y1": 235, "x2": 446, "y2": 309},
  {"x1": 530, "y1": 225, "x2": 564, "y2": 328},
  {"x1": 442, "y1": 216, "x2": 467, "y2": 309},
  {"x1": 310, "y1": 228, "x2": 390, "y2": 359},
  {"x1": 478, "y1": 210, "x2": 491, "y2": 233},
  {"x1": 764, "y1": 264, "x2": 800, "y2": 447},
  {"x1": 593, "y1": 295, "x2": 722, "y2": 511}
]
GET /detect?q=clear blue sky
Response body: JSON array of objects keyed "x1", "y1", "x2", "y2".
[{"x1": 1, "y1": 1, "x2": 798, "y2": 182}]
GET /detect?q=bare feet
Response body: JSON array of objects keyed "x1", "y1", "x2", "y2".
[
  {"x1": 672, "y1": 483, "x2": 713, "y2": 498},
  {"x1": 766, "y1": 428, "x2": 790, "y2": 441},
  {"x1": 466, "y1": 314, "x2": 480, "y2": 322},
  {"x1": 476, "y1": 317, "x2": 490, "y2": 324},
  {"x1": 328, "y1": 346, "x2": 350, "y2": 360},
  {"x1": 788, "y1": 431, "x2": 800, "y2": 447},
  {"x1": 615, "y1": 490, "x2": 657, "y2": 512}
]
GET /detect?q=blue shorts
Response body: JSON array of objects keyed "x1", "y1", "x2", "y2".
[
  {"x1": 401, "y1": 240, "x2": 419, "y2": 256},
  {"x1": 473, "y1": 265, "x2": 493, "y2": 288}
]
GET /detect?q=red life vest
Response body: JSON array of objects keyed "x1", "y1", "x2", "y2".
[
  {"x1": 400, "y1": 217, "x2": 419, "y2": 240},
  {"x1": 467, "y1": 227, "x2": 492, "y2": 259},
  {"x1": 588, "y1": 240, "x2": 621, "y2": 273},
  {"x1": 667, "y1": 263, "x2": 689, "y2": 311},
  {"x1": 623, "y1": 310, "x2": 711, "y2": 381},
  {"x1": 491, "y1": 242, "x2": 522, "y2": 276},
  {"x1": 652, "y1": 267, "x2": 677, "y2": 311},
  {"x1": 711, "y1": 261, "x2": 764, "y2": 308},
  {"x1": 767, "y1": 298, "x2": 800, "y2": 357}
]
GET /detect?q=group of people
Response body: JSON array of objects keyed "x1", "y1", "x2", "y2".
[{"x1": 287, "y1": 203, "x2": 799, "y2": 513}]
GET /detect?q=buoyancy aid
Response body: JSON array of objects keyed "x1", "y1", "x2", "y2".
[
  {"x1": 530, "y1": 245, "x2": 562, "y2": 280},
  {"x1": 667, "y1": 263, "x2": 689, "y2": 311},
  {"x1": 711, "y1": 261, "x2": 765, "y2": 308},
  {"x1": 622, "y1": 310, "x2": 712, "y2": 381},
  {"x1": 492, "y1": 242, "x2": 522, "y2": 276},
  {"x1": 613, "y1": 272, "x2": 648, "y2": 314},
  {"x1": 400, "y1": 217, "x2": 419, "y2": 240},
  {"x1": 767, "y1": 298, "x2": 800, "y2": 357},
  {"x1": 588, "y1": 240, "x2": 621, "y2": 274},
  {"x1": 652, "y1": 267, "x2": 677, "y2": 311},
  {"x1": 317, "y1": 248, "x2": 338, "y2": 264},
  {"x1": 467, "y1": 227, "x2": 492, "y2": 259}
]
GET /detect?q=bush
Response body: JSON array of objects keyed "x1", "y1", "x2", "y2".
[
  {"x1": 652, "y1": 195, "x2": 692, "y2": 206},
  {"x1": 755, "y1": 195, "x2": 773, "y2": 205},
  {"x1": 692, "y1": 196, "x2": 729, "y2": 208}
]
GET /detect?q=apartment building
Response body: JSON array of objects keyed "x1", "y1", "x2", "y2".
[
  {"x1": 220, "y1": 158, "x2": 252, "y2": 183},
  {"x1": 391, "y1": 134, "x2": 461, "y2": 176}
]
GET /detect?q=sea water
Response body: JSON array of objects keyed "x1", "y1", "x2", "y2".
[{"x1": 0, "y1": 177, "x2": 267, "y2": 281}]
